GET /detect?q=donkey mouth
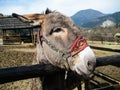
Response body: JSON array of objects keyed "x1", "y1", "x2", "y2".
[
  {"x1": 76, "y1": 66, "x2": 94, "y2": 78},
  {"x1": 70, "y1": 46, "x2": 96, "y2": 78}
]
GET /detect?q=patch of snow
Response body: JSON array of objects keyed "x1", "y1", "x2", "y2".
[{"x1": 101, "y1": 19, "x2": 115, "y2": 28}]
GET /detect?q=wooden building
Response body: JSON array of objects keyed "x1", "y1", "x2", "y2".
[{"x1": 0, "y1": 16, "x2": 38, "y2": 44}]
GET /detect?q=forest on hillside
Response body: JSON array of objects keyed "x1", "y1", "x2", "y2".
[{"x1": 81, "y1": 26, "x2": 120, "y2": 43}]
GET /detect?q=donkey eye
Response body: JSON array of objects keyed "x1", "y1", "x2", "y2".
[
  {"x1": 53, "y1": 28, "x2": 63, "y2": 32},
  {"x1": 50, "y1": 27, "x2": 64, "y2": 35}
]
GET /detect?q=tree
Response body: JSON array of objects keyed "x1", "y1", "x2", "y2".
[
  {"x1": 114, "y1": 33, "x2": 120, "y2": 44},
  {"x1": 0, "y1": 13, "x2": 3, "y2": 17}
]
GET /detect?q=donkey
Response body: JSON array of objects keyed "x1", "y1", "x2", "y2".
[{"x1": 12, "y1": 9, "x2": 96, "y2": 90}]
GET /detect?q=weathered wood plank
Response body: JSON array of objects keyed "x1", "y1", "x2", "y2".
[
  {"x1": 0, "y1": 64, "x2": 62, "y2": 84},
  {"x1": 96, "y1": 55, "x2": 120, "y2": 67}
]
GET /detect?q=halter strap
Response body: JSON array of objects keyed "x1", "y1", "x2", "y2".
[{"x1": 70, "y1": 35, "x2": 88, "y2": 56}]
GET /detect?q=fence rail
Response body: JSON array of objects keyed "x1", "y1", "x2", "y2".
[
  {"x1": 0, "y1": 55, "x2": 120, "y2": 84},
  {"x1": 91, "y1": 71, "x2": 120, "y2": 90},
  {"x1": 96, "y1": 54, "x2": 120, "y2": 67},
  {"x1": 0, "y1": 64, "x2": 62, "y2": 84},
  {"x1": 90, "y1": 45, "x2": 120, "y2": 53}
]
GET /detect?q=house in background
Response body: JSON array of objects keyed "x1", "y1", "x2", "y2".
[{"x1": 0, "y1": 16, "x2": 39, "y2": 45}]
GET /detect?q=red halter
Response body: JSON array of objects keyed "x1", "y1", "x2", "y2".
[
  {"x1": 70, "y1": 35, "x2": 88, "y2": 56},
  {"x1": 37, "y1": 30, "x2": 88, "y2": 57}
]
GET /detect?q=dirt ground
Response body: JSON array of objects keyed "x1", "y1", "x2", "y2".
[{"x1": 0, "y1": 43, "x2": 120, "y2": 90}]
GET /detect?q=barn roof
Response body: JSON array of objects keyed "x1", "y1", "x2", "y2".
[{"x1": 0, "y1": 17, "x2": 34, "y2": 30}]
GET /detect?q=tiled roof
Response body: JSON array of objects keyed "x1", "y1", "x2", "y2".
[{"x1": 0, "y1": 17, "x2": 33, "y2": 29}]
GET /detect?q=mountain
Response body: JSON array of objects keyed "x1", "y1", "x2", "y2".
[
  {"x1": 81, "y1": 11, "x2": 120, "y2": 28},
  {"x1": 71, "y1": 9, "x2": 105, "y2": 26}
]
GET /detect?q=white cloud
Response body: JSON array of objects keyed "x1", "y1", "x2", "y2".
[
  {"x1": 0, "y1": 0, "x2": 120, "y2": 16},
  {"x1": 0, "y1": 6, "x2": 25, "y2": 15}
]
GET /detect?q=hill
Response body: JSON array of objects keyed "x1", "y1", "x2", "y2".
[
  {"x1": 81, "y1": 11, "x2": 120, "y2": 28},
  {"x1": 71, "y1": 9, "x2": 105, "y2": 26}
]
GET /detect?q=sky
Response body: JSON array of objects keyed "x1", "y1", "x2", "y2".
[{"x1": 0, "y1": 0, "x2": 120, "y2": 16}]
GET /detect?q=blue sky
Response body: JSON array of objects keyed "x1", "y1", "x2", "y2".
[{"x1": 0, "y1": 0, "x2": 120, "y2": 16}]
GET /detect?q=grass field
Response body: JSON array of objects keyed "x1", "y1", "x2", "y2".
[
  {"x1": 0, "y1": 39, "x2": 2, "y2": 42},
  {"x1": 0, "y1": 44, "x2": 35, "y2": 90},
  {"x1": 0, "y1": 42, "x2": 120, "y2": 90},
  {"x1": 88, "y1": 41, "x2": 120, "y2": 49}
]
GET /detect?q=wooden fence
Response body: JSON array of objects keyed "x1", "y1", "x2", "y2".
[
  {"x1": 0, "y1": 54, "x2": 120, "y2": 89},
  {"x1": 3, "y1": 36, "x2": 32, "y2": 44},
  {"x1": 0, "y1": 46, "x2": 120, "y2": 90}
]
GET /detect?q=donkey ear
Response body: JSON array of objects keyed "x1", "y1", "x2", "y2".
[
  {"x1": 12, "y1": 13, "x2": 42, "y2": 26},
  {"x1": 12, "y1": 13, "x2": 33, "y2": 23},
  {"x1": 45, "y1": 8, "x2": 52, "y2": 14}
]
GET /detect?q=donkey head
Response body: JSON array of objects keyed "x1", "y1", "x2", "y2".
[
  {"x1": 12, "y1": 9, "x2": 96, "y2": 78},
  {"x1": 42, "y1": 11, "x2": 96, "y2": 78}
]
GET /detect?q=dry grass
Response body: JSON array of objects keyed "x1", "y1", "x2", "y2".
[
  {"x1": 88, "y1": 41, "x2": 120, "y2": 49},
  {"x1": 93, "y1": 49, "x2": 119, "y2": 57},
  {"x1": 0, "y1": 42, "x2": 119, "y2": 90},
  {"x1": 0, "y1": 44, "x2": 36, "y2": 90},
  {"x1": 0, "y1": 39, "x2": 2, "y2": 42}
]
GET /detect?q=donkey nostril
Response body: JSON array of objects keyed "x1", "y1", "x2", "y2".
[
  {"x1": 88, "y1": 61, "x2": 91, "y2": 66},
  {"x1": 87, "y1": 61, "x2": 93, "y2": 70}
]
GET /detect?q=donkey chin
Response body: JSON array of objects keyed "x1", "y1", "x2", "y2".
[{"x1": 68, "y1": 46, "x2": 96, "y2": 78}]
